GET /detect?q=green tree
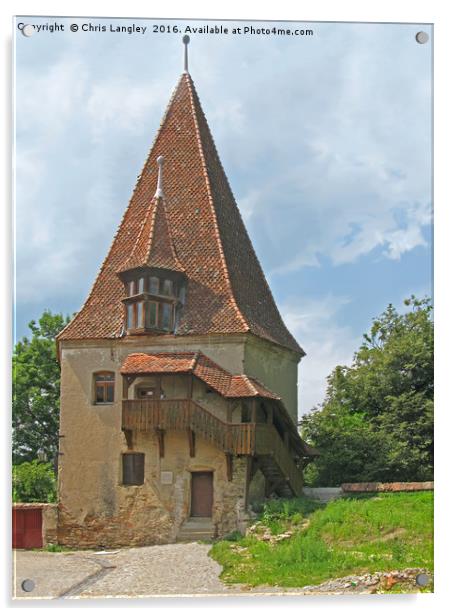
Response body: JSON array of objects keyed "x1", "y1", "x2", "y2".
[
  {"x1": 12, "y1": 310, "x2": 70, "y2": 465},
  {"x1": 301, "y1": 296, "x2": 433, "y2": 486},
  {"x1": 12, "y1": 460, "x2": 57, "y2": 503}
]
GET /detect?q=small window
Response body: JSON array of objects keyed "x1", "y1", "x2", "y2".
[
  {"x1": 149, "y1": 276, "x2": 160, "y2": 295},
  {"x1": 161, "y1": 279, "x2": 174, "y2": 296},
  {"x1": 127, "y1": 280, "x2": 135, "y2": 296},
  {"x1": 94, "y1": 372, "x2": 115, "y2": 404},
  {"x1": 145, "y1": 301, "x2": 158, "y2": 328},
  {"x1": 136, "y1": 301, "x2": 144, "y2": 328},
  {"x1": 122, "y1": 453, "x2": 145, "y2": 486},
  {"x1": 138, "y1": 277, "x2": 145, "y2": 293},
  {"x1": 160, "y1": 302, "x2": 172, "y2": 330},
  {"x1": 126, "y1": 303, "x2": 135, "y2": 329}
]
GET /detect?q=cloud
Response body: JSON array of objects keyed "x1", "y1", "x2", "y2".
[
  {"x1": 85, "y1": 80, "x2": 170, "y2": 142},
  {"x1": 14, "y1": 20, "x2": 432, "y2": 412},
  {"x1": 281, "y1": 295, "x2": 361, "y2": 416}
]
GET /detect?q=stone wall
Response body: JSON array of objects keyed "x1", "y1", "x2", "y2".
[
  {"x1": 58, "y1": 356, "x2": 248, "y2": 549},
  {"x1": 57, "y1": 335, "x2": 296, "y2": 548},
  {"x1": 341, "y1": 481, "x2": 434, "y2": 493},
  {"x1": 303, "y1": 482, "x2": 434, "y2": 503}
]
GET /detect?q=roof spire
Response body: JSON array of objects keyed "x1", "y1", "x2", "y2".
[
  {"x1": 183, "y1": 35, "x2": 190, "y2": 73},
  {"x1": 155, "y1": 155, "x2": 164, "y2": 198}
]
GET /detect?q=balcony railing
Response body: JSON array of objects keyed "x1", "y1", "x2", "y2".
[{"x1": 122, "y1": 398, "x2": 303, "y2": 495}]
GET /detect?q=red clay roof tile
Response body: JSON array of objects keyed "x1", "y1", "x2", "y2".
[
  {"x1": 118, "y1": 195, "x2": 184, "y2": 274},
  {"x1": 57, "y1": 72, "x2": 303, "y2": 354},
  {"x1": 120, "y1": 351, "x2": 280, "y2": 400}
]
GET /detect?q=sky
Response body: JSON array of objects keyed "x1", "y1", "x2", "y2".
[{"x1": 14, "y1": 17, "x2": 432, "y2": 416}]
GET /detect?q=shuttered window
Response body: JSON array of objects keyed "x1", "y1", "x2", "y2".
[{"x1": 122, "y1": 453, "x2": 145, "y2": 485}]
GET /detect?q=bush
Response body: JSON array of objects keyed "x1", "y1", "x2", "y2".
[{"x1": 12, "y1": 460, "x2": 57, "y2": 503}]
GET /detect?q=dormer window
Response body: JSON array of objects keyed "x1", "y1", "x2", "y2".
[
  {"x1": 162, "y1": 279, "x2": 173, "y2": 296},
  {"x1": 121, "y1": 269, "x2": 184, "y2": 335},
  {"x1": 149, "y1": 276, "x2": 159, "y2": 294}
]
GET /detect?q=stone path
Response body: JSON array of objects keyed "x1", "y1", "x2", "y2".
[
  {"x1": 13, "y1": 543, "x2": 233, "y2": 599},
  {"x1": 13, "y1": 545, "x2": 432, "y2": 599}
]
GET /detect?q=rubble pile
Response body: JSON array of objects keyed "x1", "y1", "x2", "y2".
[
  {"x1": 246, "y1": 522, "x2": 294, "y2": 545},
  {"x1": 300, "y1": 568, "x2": 432, "y2": 594}
]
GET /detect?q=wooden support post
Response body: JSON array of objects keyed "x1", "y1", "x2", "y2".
[
  {"x1": 226, "y1": 401, "x2": 232, "y2": 424},
  {"x1": 267, "y1": 406, "x2": 273, "y2": 425},
  {"x1": 249, "y1": 458, "x2": 258, "y2": 482},
  {"x1": 188, "y1": 429, "x2": 196, "y2": 458},
  {"x1": 156, "y1": 376, "x2": 162, "y2": 399},
  {"x1": 156, "y1": 429, "x2": 165, "y2": 458},
  {"x1": 123, "y1": 429, "x2": 133, "y2": 450},
  {"x1": 226, "y1": 454, "x2": 233, "y2": 481},
  {"x1": 122, "y1": 375, "x2": 129, "y2": 399},
  {"x1": 187, "y1": 374, "x2": 193, "y2": 399},
  {"x1": 251, "y1": 399, "x2": 257, "y2": 423},
  {"x1": 264, "y1": 476, "x2": 272, "y2": 498}
]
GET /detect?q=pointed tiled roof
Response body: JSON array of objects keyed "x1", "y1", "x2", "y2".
[
  {"x1": 58, "y1": 72, "x2": 303, "y2": 355},
  {"x1": 118, "y1": 194, "x2": 184, "y2": 274}
]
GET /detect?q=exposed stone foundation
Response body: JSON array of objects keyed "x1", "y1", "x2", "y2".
[
  {"x1": 58, "y1": 452, "x2": 248, "y2": 548},
  {"x1": 58, "y1": 498, "x2": 173, "y2": 549}
]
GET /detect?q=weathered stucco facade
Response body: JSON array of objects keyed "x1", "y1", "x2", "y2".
[
  {"x1": 56, "y1": 45, "x2": 315, "y2": 548},
  {"x1": 58, "y1": 337, "x2": 254, "y2": 547}
]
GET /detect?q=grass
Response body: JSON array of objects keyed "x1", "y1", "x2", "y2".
[{"x1": 209, "y1": 491, "x2": 433, "y2": 589}]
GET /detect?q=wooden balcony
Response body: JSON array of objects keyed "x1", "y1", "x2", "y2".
[
  {"x1": 122, "y1": 398, "x2": 255, "y2": 455},
  {"x1": 122, "y1": 398, "x2": 304, "y2": 496}
]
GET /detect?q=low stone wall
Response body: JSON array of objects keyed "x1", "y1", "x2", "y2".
[
  {"x1": 341, "y1": 481, "x2": 434, "y2": 493},
  {"x1": 303, "y1": 482, "x2": 434, "y2": 503},
  {"x1": 13, "y1": 503, "x2": 58, "y2": 546}
]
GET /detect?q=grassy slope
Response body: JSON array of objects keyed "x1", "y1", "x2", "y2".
[{"x1": 210, "y1": 492, "x2": 433, "y2": 588}]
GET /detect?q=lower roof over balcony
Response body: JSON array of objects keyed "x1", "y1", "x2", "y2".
[{"x1": 120, "y1": 351, "x2": 280, "y2": 400}]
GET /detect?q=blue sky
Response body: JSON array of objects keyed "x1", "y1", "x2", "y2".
[{"x1": 14, "y1": 17, "x2": 432, "y2": 415}]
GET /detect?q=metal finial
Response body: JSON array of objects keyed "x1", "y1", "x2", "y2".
[
  {"x1": 183, "y1": 35, "x2": 190, "y2": 73},
  {"x1": 155, "y1": 156, "x2": 164, "y2": 198}
]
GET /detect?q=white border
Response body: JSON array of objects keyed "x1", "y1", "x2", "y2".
[{"x1": 2, "y1": 1, "x2": 451, "y2": 614}]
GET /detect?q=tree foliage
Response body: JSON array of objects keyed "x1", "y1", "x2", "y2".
[
  {"x1": 301, "y1": 296, "x2": 433, "y2": 486},
  {"x1": 12, "y1": 310, "x2": 70, "y2": 465},
  {"x1": 12, "y1": 460, "x2": 57, "y2": 503}
]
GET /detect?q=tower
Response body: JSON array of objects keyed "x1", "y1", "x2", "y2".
[{"x1": 56, "y1": 39, "x2": 316, "y2": 547}]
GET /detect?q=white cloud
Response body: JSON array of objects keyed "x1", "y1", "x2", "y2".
[
  {"x1": 86, "y1": 80, "x2": 170, "y2": 142},
  {"x1": 14, "y1": 19, "x2": 432, "y2": 364},
  {"x1": 282, "y1": 295, "x2": 361, "y2": 416}
]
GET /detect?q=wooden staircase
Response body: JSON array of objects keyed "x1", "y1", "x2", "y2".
[{"x1": 122, "y1": 398, "x2": 304, "y2": 497}]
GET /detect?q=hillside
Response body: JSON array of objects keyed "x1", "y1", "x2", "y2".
[{"x1": 210, "y1": 492, "x2": 433, "y2": 591}]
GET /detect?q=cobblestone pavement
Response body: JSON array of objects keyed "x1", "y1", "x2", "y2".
[
  {"x1": 13, "y1": 544, "x2": 235, "y2": 599},
  {"x1": 14, "y1": 545, "x2": 431, "y2": 599},
  {"x1": 13, "y1": 550, "x2": 101, "y2": 599}
]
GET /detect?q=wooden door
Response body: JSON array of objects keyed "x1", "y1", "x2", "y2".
[
  {"x1": 13, "y1": 508, "x2": 43, "y2": 549},
  {"x1": 191, "y1": 472, "x2": 213, "y2": 517}
]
